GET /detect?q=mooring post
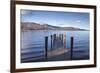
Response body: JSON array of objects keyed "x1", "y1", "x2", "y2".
[
  {"x1": 61, "y1": 34, "x2": 63, "y2": 40},
  {"x1": 70, "y1": 36, "x2": 74, "y2": 60},
  {"x1": 51, "y1": 35, "x2": 52, "y2": 49},
  {"x1": 63, "y1": 33, "x2": 66, "y2": 48},
  {"x1": 61, "y1": 34, "x2": 63, "y2": 46},
  {"x1": 54, "y1": 34, "x2": 56, "y2": 41},
  {"x1": 45, "y1": 36, "x2": 48, "y2": 61},
  {"x1": 53, "y1": 34, "x2": 56, "y2": 48},
  {"x1": 59, "y1": 34, "x2": 62, "y2": 40}
]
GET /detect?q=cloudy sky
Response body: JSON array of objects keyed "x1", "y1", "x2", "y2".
[{"x1": 21, "y1": 9, "x2": 90, "y2": 29}]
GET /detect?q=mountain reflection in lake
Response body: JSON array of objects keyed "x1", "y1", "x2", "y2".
[{"x1": 21, "y1": 30, "x2": 89, "y2": 63}]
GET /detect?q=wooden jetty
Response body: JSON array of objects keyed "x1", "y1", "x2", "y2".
[
  {"x1": 21, "y1": 33, "x2": 74, "y2": 62},
  {"x1": 44, "y1": 33, "x2": 74, "y2": 60}
]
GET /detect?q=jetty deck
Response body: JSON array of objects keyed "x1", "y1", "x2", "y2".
[
  {"x1": 48, "y1": 48, "x2": 69, "y2": 57},
  {"x1": 47, "y1": 48, "x2": 71, "y2": 61}
]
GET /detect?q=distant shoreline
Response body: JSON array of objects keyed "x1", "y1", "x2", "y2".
[
  {"x1": 21, "y1": 22, "x2": 89, "y2": 32},
  {"x1": 21, "y1": 29, "x2": 89, "y2": 32}
]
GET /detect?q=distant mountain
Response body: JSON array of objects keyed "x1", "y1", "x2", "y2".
[{"x1": 21, "y1": 22, "x2": 88, "y2": 31}]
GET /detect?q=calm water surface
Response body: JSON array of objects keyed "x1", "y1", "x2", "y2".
[{"x1": 21, "y1": 30, "x2": 89, "y2": 63}]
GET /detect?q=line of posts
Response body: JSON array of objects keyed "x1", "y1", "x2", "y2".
[{"x1": 44, "y1": 34, "x2": 74, "y2": 61}]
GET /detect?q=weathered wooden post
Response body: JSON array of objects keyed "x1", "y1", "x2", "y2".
[
  {"x1": 59, "y1": 34, "x2": 62, "y2": 40},
  {"x1": 61, "y1": 34, "x2": 63, "y2": 46},
  {"x1": 51, "y1": 35, "x2": 52, "y2": 49},
  {"x1": 53, "y1": 34, "x2": 56, "y2": 48},
  {"x1": 45, "y1": 36, "x2": 48, "y2": 61},
  {"x1": 61, "y1": 34, "x2": 63, "y2": 38},
  {"x1": 63, "y1": 33, "x2": 66, "y2": 48},
  {"x1": 70, "y1": 36, "x2": 74, "y2": 60},
  {"x1": 54, "y1": 34, "x2": 56, "y2": 41},
  {"x1": 59, "y1": 34, "x2": 63, "y2": 48}
]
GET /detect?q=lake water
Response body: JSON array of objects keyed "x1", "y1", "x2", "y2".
[{"x1": 21, "y1": 30, "x2": 89, "y2": 63}]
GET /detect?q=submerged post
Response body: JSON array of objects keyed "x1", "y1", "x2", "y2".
[
  {"x1": 45, "y1": 36, "x2": 48, "y2": 61},
  {"x1": 70, "y1": 37, "x2": 74, "y2": 60}
]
